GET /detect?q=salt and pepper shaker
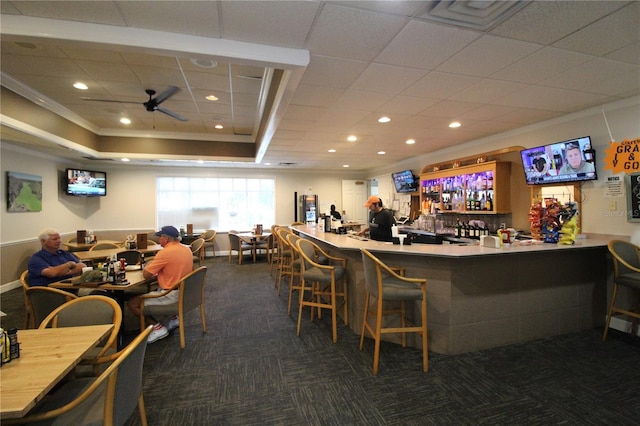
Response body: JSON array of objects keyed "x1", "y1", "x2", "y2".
[{"x1": 8, "y1": 328, "x2": 19, "y2": 360}]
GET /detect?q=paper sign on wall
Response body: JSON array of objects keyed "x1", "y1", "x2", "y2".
[{"x1": 604, "y1": 137, "x2": 640, "y2": 174}]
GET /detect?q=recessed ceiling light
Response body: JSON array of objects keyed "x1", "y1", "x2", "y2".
[
  {"x1": 214, "y1": 124, "x2": 224, "y2": 129},
  {"x1": 378, "y1": 116, "x2": 391, "y2": 123},
  {"x1": 264, "y1": 162, "x2": 271, "y2": 166},
  {"x1": 121, "y1": 158, "x2": 130, "y2": 162},
  {"x1": 205, "y1": 95, "x2": 218, "y2": 101},
  {"x1": 343, "y1": 164, "x2": 350, "y2": 168},
  {"x1": 347, "y1": 135, "x2": 358, "y2": 142},
  {"x1": 73, "y1": 82, "x2": 88, "y2": 90},
  {"x1": 190, "y1": 58, "x2": 218, "y2": 68},
  {"x1": 378, "y1": 151, "x2": 386, "y2": 155},
  {"x1": 406, "y1": 139, "x2": 416, "y2": 145},
  {"x1": 449, "y1": 121, "x2": 461, "y2": 128},
  {"x1": 196, "y1": 159, "x2": 204, "y2": 164},
  {"x1": 328, "y1": 149, "x2": 336, "y2": 153},
  {"x1": 120, "y1": 117, "x2": 131, "y2": 125}
]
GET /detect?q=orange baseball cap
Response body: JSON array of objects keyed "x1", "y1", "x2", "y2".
[{"x1": 364, "y1": 196, "x2": 381, "y2": 207}]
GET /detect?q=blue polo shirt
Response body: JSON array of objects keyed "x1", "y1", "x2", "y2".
[{"x1": 27, "y1": 249, "x2": 79, "y2": 286}]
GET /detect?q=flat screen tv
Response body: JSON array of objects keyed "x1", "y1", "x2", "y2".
[
  {"x1": 392, "y1": 170, "x2": 418, "y2": 193},
  {"x1": 520, "y1": 136, "x2": 597, "y2": 186},
  {"x1": 65, "y1": 168, "x2": 107, "y2": 196}
]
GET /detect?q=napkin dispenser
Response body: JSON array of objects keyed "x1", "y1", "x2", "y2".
[{"x1": 481, "y1": 235, "x2": 501, "y2": 248}]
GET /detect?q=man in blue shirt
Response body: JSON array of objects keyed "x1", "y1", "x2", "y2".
[{"x1": 28, "y1": 228, "x2": 87, "y2": 286}]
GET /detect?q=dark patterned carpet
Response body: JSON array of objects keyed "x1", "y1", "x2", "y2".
[{"x1": 2, "y1": 256, "x2": 639, "y2": 425}]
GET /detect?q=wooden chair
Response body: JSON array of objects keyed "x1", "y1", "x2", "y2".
[
  {"x1": 66, "y1": 237, "x2": 78, "y2": 244},
  {"x1": 254, "y1": 233, "x2": 274, "y2": 263},
  {"x1": 285, "y1": 233, "x2": 303, "y2": 316},
  {"x1": 19, "y1": 270, "x2": 33, "y2": 328},
  {"x1": 228, "y1": 232, "x2": 255, "y2": 264},
  {"x1": 138, "y1": 266, "x2": 207, "y2": 349},
  {"x1": 3, "y1": 325, "x2": 152, "y2": 426},
  {"x1": 269, "y1": 225, "x2": 282, "y2": 276},
  {"x1": 190, "y1": 238, "x2": 205, "y2": 267},
  {"x1": 116, "y1": 249, "x2": 142, "y2": 266},
  {"x1": 274, "y1": 228, "x2": 293, "y2": 295},
  {"x1": 90, "y1": 242, "x2": 121, "y2": 251},
  {"x1": 39, "y1": 295, "x2": 123, "y2": 375},
  {"x1": 25, "y1": 286, "x2": 78, "y2": 329},
  {"x1": 603, "y1": 240, "x2": 640, "y2": 341},
  {"x1": 360, "y1": 248, "x2": 428, "y2": 375},
  {"x1": 295, "y1": 238, "x2": 348, "y2": 343},
  {"x1": 199, "y1": 229, "x2": 217, "y2": 258}
]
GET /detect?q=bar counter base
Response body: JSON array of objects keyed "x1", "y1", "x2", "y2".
[{"x1": 297, "y1": 230, "x2": 608, "y2": 355}]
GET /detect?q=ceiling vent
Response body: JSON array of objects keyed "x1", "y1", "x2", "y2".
[
  {"x1": 415, "y1": 0, "x2": 531, "y2": 31},
  {"x1": 278, "y1": 162, "x2": 297, "y2": 166},
  {"x1": 83, "y1": 156, "x2": 114, "y2": 161}
]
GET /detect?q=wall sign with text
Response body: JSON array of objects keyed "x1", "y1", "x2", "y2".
[{"x1": 604, "y1": 137, "x2": 640, "y2": 174}]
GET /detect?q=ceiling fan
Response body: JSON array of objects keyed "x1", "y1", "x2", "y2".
[{"x1": 82, "y1": 86, "x2": 187, "y2": 121}]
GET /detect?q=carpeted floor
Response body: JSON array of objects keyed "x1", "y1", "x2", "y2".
[{"x1": 2, "y1": 256, "x2": 639, "y2": 425}]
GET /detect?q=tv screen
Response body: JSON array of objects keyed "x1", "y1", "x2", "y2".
[
  {"x1": 520, "y1": 136, "x2": 597, "y2": 186},
  {"x1": 65, "y1": 168, "x2": 107, "y2": 196},
  {"x1": 392, "y1": 170, "x2": 418, "y2": 193}
]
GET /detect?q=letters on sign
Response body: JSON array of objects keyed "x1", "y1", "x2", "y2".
[{"x1": 604, "y1": 137, "x2": 640, "y2": 174}]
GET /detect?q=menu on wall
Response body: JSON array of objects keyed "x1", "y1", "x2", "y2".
[{"x1": 627, "y1": 173, "x2": 640, "y2": 222}]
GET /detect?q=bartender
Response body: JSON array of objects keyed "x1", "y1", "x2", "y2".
[{"x1": 357, "y1": 196, "x2": 396, "y2": 242}]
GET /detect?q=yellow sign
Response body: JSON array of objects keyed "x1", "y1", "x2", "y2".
[{"x1": 604, "y1": 137, "x2": 640, "y2": 174}]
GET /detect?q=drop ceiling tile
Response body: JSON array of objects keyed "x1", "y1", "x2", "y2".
[
  {"x1": 538, "y1": 58, "x2": 638, "y2": 92},
  {"x1": 553, "y1": 2, "x2": 640, "y2": 57},
  {"x1": 301, "y1": 55, "x2": 368, "y2": 89},
  {"x1": 403, "y1": 71, "x2": 480, "y2": 99},
  {"x1": 117, "y1": 1, "x2": 220, "y2": 37},
  {"x1": 489, "y1": 0, "x2": 628, "y2": 45},
  {"x1": 333, "y1": 89, "x2": 394, "y2": 112},
  {"x1": 76, "y1": 60, "x2": 139, "y2": 83},
  {"x1": 378, "y1": 95, "x2": 440, "y2": 115},
  {"x1": 605, "y1": 41, "x2": 640, "y2": 65},
  {"x1": 496, "y1": 85, "x2": 615, "y2": 113},
  {"x1": 9, "y1": 0, "x2": 126, "y2": 25},
  {"x1": 491, "y1": 47, "x2": 594, "y2": 84},
  {"x1": 307, "y1": 3, "x2": 406, "y2": 62},
  {"x1": 449, "y1": 79, "x2": 528, "y2": 103},
  {"x1": 290, "y1": 85, "x2": 345, "y2": 108},
  {"x1": 376, "y1": 20, "x2": 480, "y2": 70},
  {"x1": 183, "y1": 71, "x2": 230, "y2": 91},
  {"x1": 350, "y1": 63, "x2": 427, "y2": 94},
  {"x1": 221, "y1": 1, "x2": 319, "y2": 48},
  {"x1": 420, "y1": 100, "x2": 482, "y2": 118},
  {"x1": 437, "y1": 34, "x2": 542, "y2": 77}
]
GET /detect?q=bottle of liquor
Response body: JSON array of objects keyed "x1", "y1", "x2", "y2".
[
  {"x1": 486, "y1": 193, "x2": 493, "y2": 211},
  {"x1": 456, "y1": 219, "x2": 461, "y2": 238}
]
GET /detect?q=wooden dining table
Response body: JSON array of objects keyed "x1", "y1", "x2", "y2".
[
  {"x1": 0, "y1": 324, "x2": 114, "y2": 420},
  {"x1": 235, "y1": 232, "x2": 271, "y2": 262},
  {"x1": 62, "y1": 239, "x2": 121, "y2": 252},
  {"x1": 73, "y1": 244, "x2": 163, "y2": 263}
]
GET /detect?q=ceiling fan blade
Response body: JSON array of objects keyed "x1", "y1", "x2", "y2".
[
  {"x1": 155, "y1": 106, "x2": 187, "y2": 122},
  {"x1": 153, "y1": 86, "x2": 180, "y2": 105},
  {"x1": 81, "y1": 98, "x2": 140, "y2": 104}
]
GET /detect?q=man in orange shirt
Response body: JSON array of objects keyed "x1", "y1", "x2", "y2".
[{"x1": 128, "y1": 225, "x2": 193, "y2": 343}]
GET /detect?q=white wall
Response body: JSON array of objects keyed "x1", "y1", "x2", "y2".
[
  {"x1": 0, "y1": 144, "x2": 367, "y2": 244},
  {"x1": 371, "y1": 97, "x2": 640, "y2": 244}
]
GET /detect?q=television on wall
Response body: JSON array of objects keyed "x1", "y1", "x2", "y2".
[
  {"x1": 65, "y1": 168, "x2": 107, "y2": 196},
  {"x1": 520, "y1": 136, "x2": 597, "y2": 186},
  {"x1": 392, "y1": 170, "x2": 418, "y2": 193}
]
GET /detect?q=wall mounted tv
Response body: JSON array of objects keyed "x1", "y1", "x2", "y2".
[
  {"x1": 392, "y1": 170, "x2": 418, "y2": 193},
  {"x1": 65, "y1": 168, "x2": 107, "y2": 196},
  {"x1": 520, "y1": 136, "x2": 597, "y2": 186}
]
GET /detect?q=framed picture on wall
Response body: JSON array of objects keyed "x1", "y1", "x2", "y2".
[
  {"x1": 6, "y1": 171, "x2": 42, "y2": 212},
  {"x1": 626, "y1": 173, "x2": 640, "y2": 222}
]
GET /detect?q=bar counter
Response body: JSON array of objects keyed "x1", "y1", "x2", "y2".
[{"x1": 293, "y1": 225, "x2": 609, "y2": 355}]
